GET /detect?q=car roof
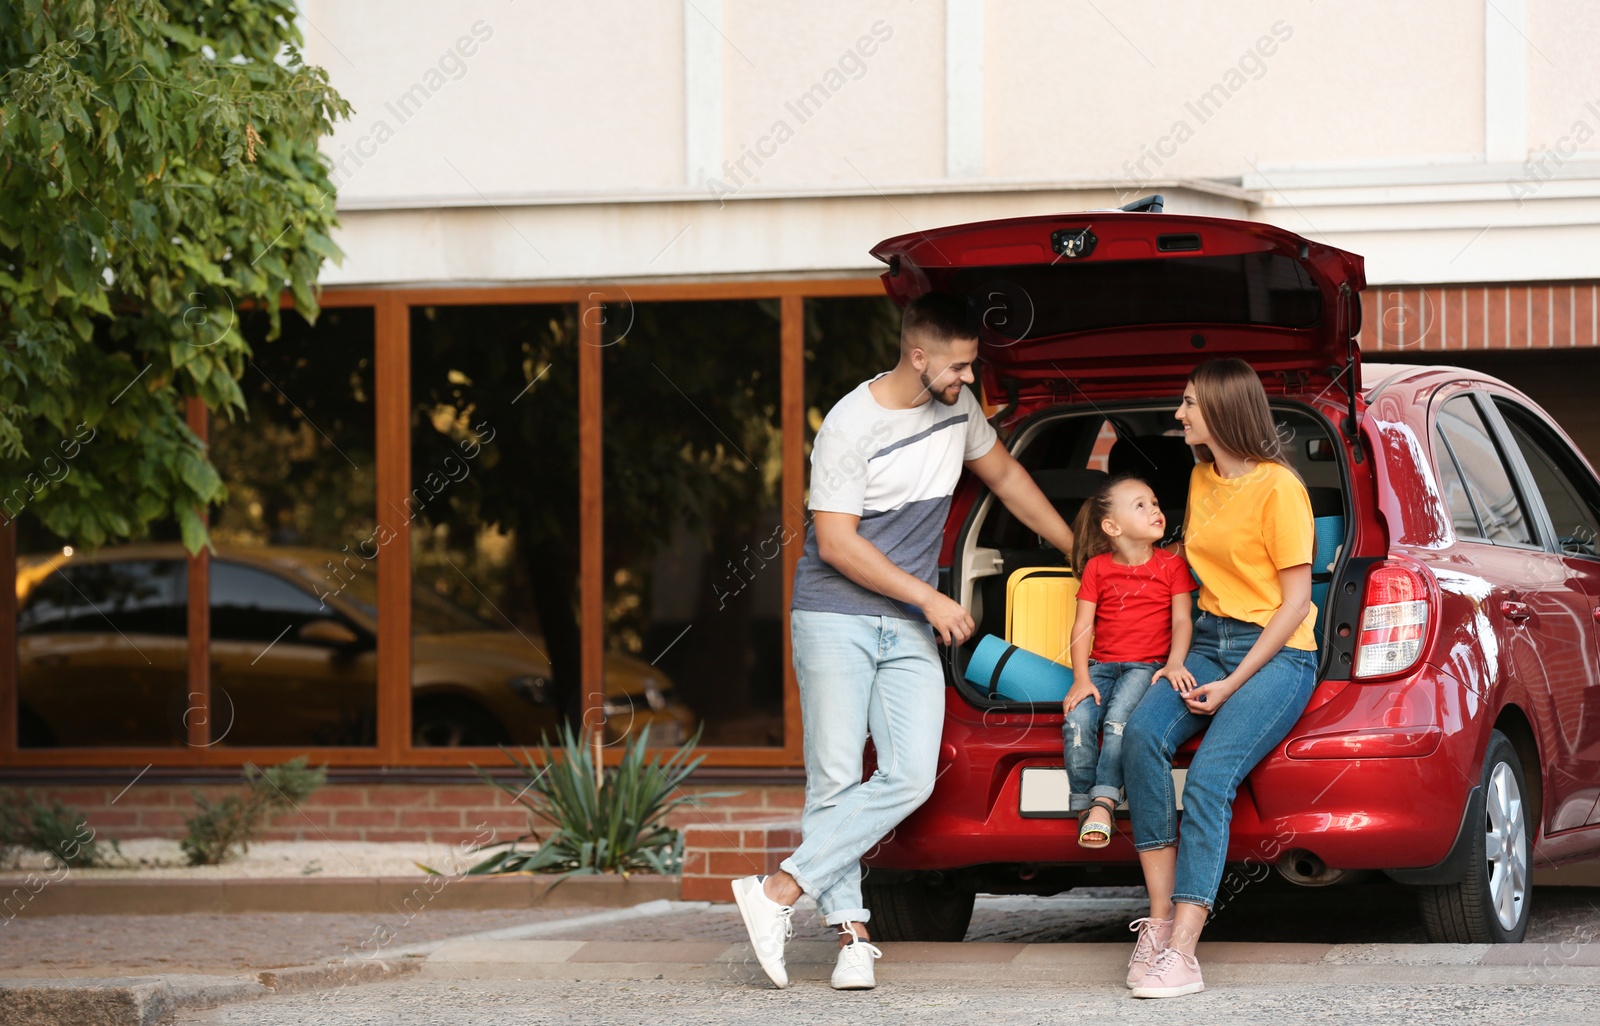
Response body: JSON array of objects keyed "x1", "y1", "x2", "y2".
[
  {"x1": 1360, "y1": 361, "x2": 1508, "y2": 400},
  {"x1": 13, "y1": 543, "x2": 341, "y2": 602}
]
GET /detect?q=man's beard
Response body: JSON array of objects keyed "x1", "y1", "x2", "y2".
[{"x1": 920, "y1": 371, "x2": 961, "y2": 406}]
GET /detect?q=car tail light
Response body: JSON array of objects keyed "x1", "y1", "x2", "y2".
[{"x1": 1353, "y1": 562, "x2": 1431, "y2": 680}]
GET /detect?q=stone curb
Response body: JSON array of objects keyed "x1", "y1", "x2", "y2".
[
  {"x1": 0, "y1": 973, "x2": 267, "y2": 1026},
  {"x1": 0, "y1": 872, "x2": 680, "y2": 916},
  {"x1": 0, "y1": 959, "x2": 423, "y2": 1026},
  {"x1": 257, "y1": 955, "x2": 423, "y2": 994}
]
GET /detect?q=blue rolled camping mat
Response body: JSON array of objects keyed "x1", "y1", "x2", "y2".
[{"x1": 964, "y1": 634, "x2": 1075, "y2": 703}]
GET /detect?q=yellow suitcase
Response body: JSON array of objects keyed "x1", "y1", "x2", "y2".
[{"x1": 1004, "y1": 566, "x2": 1079, "y2": 667}]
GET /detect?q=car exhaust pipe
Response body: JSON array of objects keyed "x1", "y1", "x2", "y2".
[{"x1": 1275, "y1": 849, "x2": 1346, "y2": 887}]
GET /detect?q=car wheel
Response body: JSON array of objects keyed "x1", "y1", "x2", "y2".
[
  {"x1": 412, "y1": 699, "x2": 509, "y2": 748},
  {"x1": 860, "y1": 871, "x2": 976, "y2": 942},
  {"x1": 1417, "y1": 729, "x2": 1533, "y2": 943}
]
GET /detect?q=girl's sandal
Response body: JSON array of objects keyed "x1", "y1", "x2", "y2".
[{"x1": 1077, "y1": 797, "x2": 1117, "y2": 849}]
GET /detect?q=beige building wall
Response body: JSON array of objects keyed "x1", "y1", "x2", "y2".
[{"x1": 298, "y1": 0, "x2": 1600, "y2": 289}]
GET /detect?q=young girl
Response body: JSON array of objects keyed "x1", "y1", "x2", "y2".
[
  {"x1": 1063, "y1": 476, "x2": 1197, "y2": 849},
  {"x1": 1121, "y1": 358, "x2": 1320, "y2": 999}
]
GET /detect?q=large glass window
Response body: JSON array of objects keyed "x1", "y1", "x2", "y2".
[
  {"x1": 408, "y1": 304, "x2": 582, "y2": 748},
  {"x1": 603, "y1": 300, "x2": 785, "y2": 747},
  {"x1": 15, "y1": 555, "x2": 189, "y2": 746},
  {"x1": 207, "y1": 306, "x2": 378, "y2": 746},
  {"x1": 1435, "y1": 396, "x2": 1533, "y2": 546}
]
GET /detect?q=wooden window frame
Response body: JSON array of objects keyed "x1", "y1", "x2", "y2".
[{"x1": 0, "y1": 277, "x2": 885, "y2": 769}]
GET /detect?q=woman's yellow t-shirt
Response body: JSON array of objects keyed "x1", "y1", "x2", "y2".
[{"x1": 1182, "y1": 460, "x2": 1318, "y2": 651}]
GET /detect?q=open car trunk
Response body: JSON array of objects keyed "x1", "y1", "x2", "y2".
[{"x1": 944, "y1": 399, "x2": 1358, "y2": 707}]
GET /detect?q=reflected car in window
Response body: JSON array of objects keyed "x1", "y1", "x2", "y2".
[{"x1": 14, "y1": 543, "x2": 695, "y2": 749}]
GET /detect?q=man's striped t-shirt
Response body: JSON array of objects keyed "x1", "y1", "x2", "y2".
[{"x1": 792, "y1": 373, "x2": 997, "y2": 620}]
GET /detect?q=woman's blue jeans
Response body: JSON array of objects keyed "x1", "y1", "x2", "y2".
[
  {"x1": 1123, "y1": 611, "x2": 1316, "y2": 908},
  {"x1": 1063, "y1": 660, "x2": 1158, "y2": 812}
]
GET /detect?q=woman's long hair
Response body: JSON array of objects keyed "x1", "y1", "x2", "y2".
[
  {"x1": 1187, "y1": 358, "x2": 1290, "y2": 467},
  {"x1": 1070, "y1": 474, "x2": 1147, "y2": 572}
]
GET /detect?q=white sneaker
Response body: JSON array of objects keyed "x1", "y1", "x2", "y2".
[
  {"x1": 731, "y1": 875, "x2": 793, "y2": 988},
  {"x1": 830, "y1": 924, "x2": 882, "y2": 990}
]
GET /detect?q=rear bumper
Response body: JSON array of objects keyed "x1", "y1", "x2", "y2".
[{"x1": 865, "y1": 728, "x2": 1476, "y2": 874}]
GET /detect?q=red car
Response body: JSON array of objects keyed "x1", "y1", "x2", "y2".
[{"x1": 858, "y1": 200, "x2": 1600, "y2": 945}]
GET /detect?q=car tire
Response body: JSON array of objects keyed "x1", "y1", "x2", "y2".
[
  {"x1": 412, "y1": 698, "x2": 509, "y2": 748},
  {"x1": 860, "y1": 872, "x2": 976, "y2": 942},
  {"x1": 1416, "y1": 729, "x2": 1533, "y2": 943}
]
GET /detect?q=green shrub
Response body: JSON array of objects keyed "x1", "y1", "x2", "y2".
[
  {"x1": 0, "y1": 789, "x2": 117, "y2": 868},
  {"x1": 459, "y1": 723, "x2": 731, "y2": 877},
  {"x1": 181, "y1": 757, "x2": 327, "y2": 866}
]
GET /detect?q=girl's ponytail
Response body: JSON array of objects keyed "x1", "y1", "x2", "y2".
[{"x1": 1071, "y1": 483, "x2": 1112, "y2": 572}]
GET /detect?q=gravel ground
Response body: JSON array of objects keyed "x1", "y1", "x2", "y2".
[
  {"x1": 1, "y1": 839, "x2": 487, "y2": 879},
  {"x1": 0, "y1": 907, "x2": 608, "y2": 977},
  {"x1": 171, "y1": 977, "x2": 1600, "y2": 1025}
]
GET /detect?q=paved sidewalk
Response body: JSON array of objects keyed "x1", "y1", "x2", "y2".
[
  {"x1": 10, "y1": 884, "x2": 1600, "y2": 1024},
  {"x1": 0, "y1": 907, "x2": 609, "y2": 977},
  {"x1": 170, "y1": 949, "x2": 1600, "y2": 1026}
]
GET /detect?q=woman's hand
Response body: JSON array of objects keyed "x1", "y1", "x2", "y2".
[
  {"x1": 1062, "y1": 678, "x2": 1102, "y2": 715},
  {"x1": 1152, "y1": 662, "x2": 1197, "y2": 693},
  {"x1": 1183, "y1": 676, "x2": 1242, "y2": 715}
]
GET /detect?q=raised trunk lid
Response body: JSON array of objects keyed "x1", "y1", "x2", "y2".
[{"x1": 871, "y1": 211, "x2": 1367, "y2": 408}]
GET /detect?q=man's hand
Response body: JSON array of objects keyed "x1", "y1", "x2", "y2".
[
  {"x1": 924, "y1": 591, "x2": 975, "y2": 646},
  {"x1": 1062, "y1": 678, "x2": 1102, "y2": 715}
]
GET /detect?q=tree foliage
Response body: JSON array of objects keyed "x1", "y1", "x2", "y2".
[{"x1": 0, "y1": 0, "x2": 349, "y2": 551}]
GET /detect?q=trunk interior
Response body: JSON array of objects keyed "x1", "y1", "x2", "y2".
[{"x1": 946, "y1": 399, "x2": 1354, "y2": 707}]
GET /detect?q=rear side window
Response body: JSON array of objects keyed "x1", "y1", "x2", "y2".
[
  {"x1": 1433, "y1": 427, "x2": 1483, "y2": 538},
  {"x1": 1435, "y1": 396, "x2": 1533, "y2": 546},
  {"x1": 17, "y1": 559, "x2": 187, "y2": 636},
  {"x1": 211, "y1": 561, "x2": 333, "y2": 643},
  {"x1": 1495, "y1": 400, "x2": 1600, "y2": 558}
]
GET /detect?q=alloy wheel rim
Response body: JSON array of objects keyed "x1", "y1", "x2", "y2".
[{"x1": 1484, "y1": 761, "x2": 1529, "y2": 931}]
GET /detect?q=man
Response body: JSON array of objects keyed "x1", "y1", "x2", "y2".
[{"x1": 732, "y1": 292, "x2": 1076, "y2": 990}]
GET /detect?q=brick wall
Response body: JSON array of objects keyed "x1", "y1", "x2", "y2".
[
  {"x1": 9, "y1": 781, "x2": 805, "y2": 848},
  {"x1": 680, "y1": 820, "x2": 801, "y2": 902},
  {"x1": 1359, "y1": 282, "x2": 1600, "y2": 352}
]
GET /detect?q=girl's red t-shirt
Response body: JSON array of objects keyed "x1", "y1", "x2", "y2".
[{"x1": 1077, "y1": 548, "x2": 1197, "y2": 664}]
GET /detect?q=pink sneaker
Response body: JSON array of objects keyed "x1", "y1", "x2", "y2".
[
  {"x1": 1130, "y1": 946, "x2": 1205, "y2": 999},
  {"x1": 1124, "y1": 916, "x2": 1174, "y2": 988}
]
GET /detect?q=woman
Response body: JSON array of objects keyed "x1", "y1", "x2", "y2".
[{"x1": 1121, "y1": 358, "x2": 1319, "y2": 999}]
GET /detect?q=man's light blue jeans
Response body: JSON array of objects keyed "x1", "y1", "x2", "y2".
[
  {"x1": 1123, "y1": 611, "x2": 1316, "y2": 908},
  {"x1": 781, "y1": 609, "x2": 944, "y2": 926}
]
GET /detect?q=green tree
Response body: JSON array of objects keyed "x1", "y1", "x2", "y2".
[{"x1": 0, "y1": 0, "x2": 349, "y2": 551}]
